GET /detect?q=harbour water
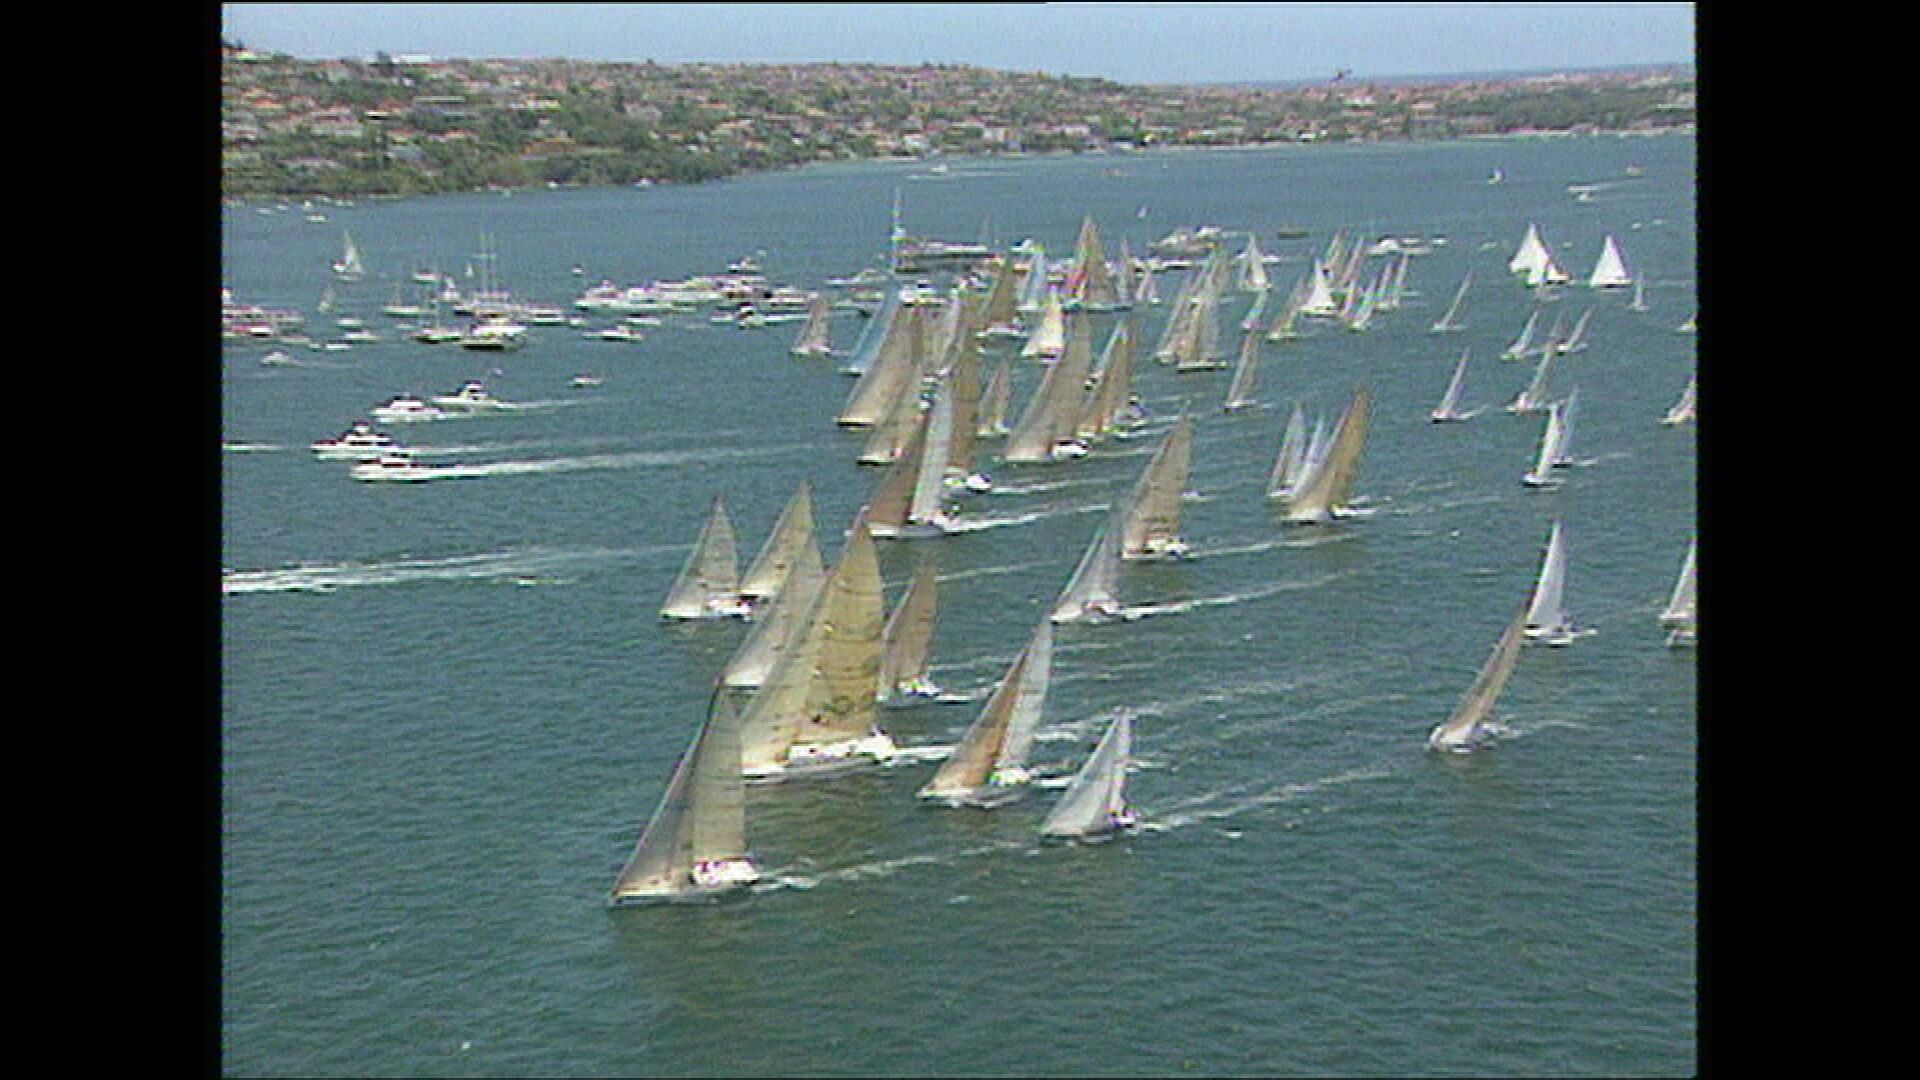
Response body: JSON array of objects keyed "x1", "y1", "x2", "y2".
[{"x1": 221, "y1": 135, "x2": 1697, "y2": 1076}]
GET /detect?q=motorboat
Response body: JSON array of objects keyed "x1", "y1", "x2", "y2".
[
  {"x1": 370, "y1": 395, "x2": 445, "y2": 423},
  {"x1": 349, "y1": 450, "x2": 432, "y2": 483},
  {"x1": 311, "y1": 421, "x2": 398, "y2": 460},
  {"x1": 430, "y1": 381, "x2": 507, "y2": 412}
]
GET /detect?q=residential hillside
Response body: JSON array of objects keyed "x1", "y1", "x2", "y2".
[{"x1": 221, "y1": 46, "x2": 1695, "y2": 198}]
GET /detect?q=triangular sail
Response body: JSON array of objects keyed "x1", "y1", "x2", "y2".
[
  {"x1": 920, "y1": 621, "x2": 1052, "y2": 799},
  {"x1": 1004, "y1": 315, "x2": 1093, "y2": 462},
  {"x1": 1662, "y1": 375, "x2": 1696, "y2": 425},
  {"x1": 978, "y1": 358, "x2": 1013, "y2": 436},
  {"x1": 1522, "y1": 401, "x2": 1566, "y2": 488},
  {"x1": 608, "y1": 687, "x2": 752, "y2": 903},
  {"x1": 1223, "y1": 330, "x2": 1261, "y2": 411},
  {"x1": 1020, "y1": 289, "x2": 1067, "y2": 360},
  {"x1": 1119, "y1": 416, "x2": 1192, "y2": 559},
  {"x1": 1523, "y1": 520, "x2": 1574, "y2": 641},
  {"x1": 660, "y1": 496, "x2": 743, "y2": 619},
  {"x1": 739, "y1": 480, "x2": 817, "y2": 603},
  {"x1": 1282, "y1": 387, "x2": 1371, "y2": 523},
  {"x1": 1076, "y1": 321, "x2": 1136, "y2": 441},
  {"x1": 1508, "y1": 345, "x2": 1557, "y2": 413},
  {"x1": 838, "y1": 301, "x2": 922, "y2": 426},
  {"x1": 841, "y1": 285, "x2": 902, "y2": 376},
  {"x1": 1067, "y1": 216, "x2": 1123, "y2": 311},
  {"x1": 1041, "y1": 710, "x2": 1134, "y2": 838},
  {"x1": 1588, "y1": 235, "x2": 1632, "y2": 288},
  {"x1": 1428, "y1": 605, "x2": 1528, "y2": 752},
  {"x1": 723, "y1": 533, "x2": 826, "y2": 689},
  {"x1": 879, "y1": 553, "x2": 940, "y2": 700},
  {"x1": 1660, "y1": 540, "x2": 1697, "y2": 646},
  {"x1": 1051, "y1": 510, "x2": 1123, "y2": 623},
  {"x1": 1266, "y1": 402, "x2": 1308, "y2": 497},
  {"x1": 1430, "y1": 270, "x2": 1471, "y2": 333},
  {"x1": 1431, "y1": 349, "x2": 1471, "y2": 422},
  {"x1": 791, "y1": 293, "x2": 833, "y2": 357}
]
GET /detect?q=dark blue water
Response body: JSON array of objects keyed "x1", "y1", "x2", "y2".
[{"x1": 222, "y1": 135, "x2": 1696, "y2": 1076}]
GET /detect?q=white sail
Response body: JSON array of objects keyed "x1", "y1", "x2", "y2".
[
  {"x1": 333, "y1": 230, "x2": 366, "y2": 280},
  {"x1": 1041, "y1": 710, "x2": 1137, "y2": 839},
  {"x1": 919, "y1": 621, "x2": 1052, "y2": 805},
  {"x1": 1430, "y1": 270, "x2": 1471, "y2": 333},
  {"x1": 904, "y1": 375, "x2": 958, "y2": 533},
  {"x1": 1222, "y1": 330, "x2": 1261, "y2": 412},
  {"x1": 1118, "y1": 416, "x2": 1193, "y2": 559},
  {"x1": 1051, "y1": 511, "x2": 1124, "y2": 624},
  {"x1": 1660, "y1": 540, "x2": 1697, "y2": 646},
  {"x1": 1282, "y1": 387, "x2": 1372, "y2": 523},
  {"x1": 1556, "y1": 307, "x2": 1593, "y2": 354},
  {"x1": 1507, "y1": 346, "x2": 1557, "y2": 414},
  {"x1": 1431, "y1": 349, "x2": 1473, "y2": 422},
  {"x1": 1521, "y1": 401, "x2": 1567, "y2": 488},
  {"x1": 1588, "y1": 234, "x2": 1633, "y2": 288},
  {"x1": 1020, "y1": 288, "x2": 1067, "y2": 360},
  {"x1": 660, "y1": 496, "x2": 748, "y2": 619},
  {"x1": 738, "y1": 480, "x2": 818, "y2": 604},
  {"x1": 841, "y1": 285, "x2": 903, "y2": 376},
  {"x1": 608, "y1": 686, "x2": 757, "y2": 905},
  {"x1": 1508, "y1": 223, "x2": 1550, "y2": 277},
  {"x1": 879, "y1": 553, "x2": 942, "y2": 701},
  {"x1": 722, "y1": 532, "x2": 826, "y2": 689},
  {"x1": 1266, "y1": 402, "x2": 1310, "y2": 498},
  {"x1": 1501, "y1": 310, "x2": 1541, "y2": 360},
  {"x1": 1662, "y1": 375, "x2": 1696, "y2": 426},
  {"x1": 1298, "y1": 257, "x2": 1339, "y2": 316},
  {"x1": 1523, "y1": 520, "x2": 1578, "y2": 645},
  {"x1": 1552, "y1": 389, "x2": 1579, "y2": 467},
  {"x1": 1427, "y1": 605, "x2": 1528, "y2": 753},
  {"x1": 790, "y1": 293, "x2": 834, "y2": 357},
  {"x1": 1628, "y1": 277, "x2": 1650, "y2": 313},
  {"x1": 1235, "y1": 235, "x2": 1270, "y2": 293},
  {"x1": 838, "y1": 301, "x2": 925, "y2": 427}
]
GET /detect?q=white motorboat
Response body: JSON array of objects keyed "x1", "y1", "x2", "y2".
[
  {"x1": 430, "y1": 381, "x2": 508, "y2": 412},
  {"x1": 311, "y1": 421, "x2": 398, "y2": 460},
  {"x1": 349, "y1": 450, "x2": 433, "y2": 483},
  {"x1": 370, "y1": 395, "x2": 445, "y2": 423}
]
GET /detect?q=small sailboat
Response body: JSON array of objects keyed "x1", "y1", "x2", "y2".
[
  {"x1": 1501, "y1": 310, "x2": 1542, "y2": 361},
  {"x1": 1628, "y1": 277, "x2": 1651, "y2": 313},
  {"x1": 878, "y1": 553, "x2": 945, "y2": 704},
  {"x1": 789, "y1": 293, "x2": 834, "y2": 358},
  {"x1": 1521, "y1": 399, "x2": 1569, "y2": 489},
  {"x1": 1040, "y1": 710, "x2": 1138, "y2": 840},
  {"x1": 1265, "y1": 402, "x2": 1310, "y2": 499},
  {"x1": 607, "y1": 685, "x2": 759, "y2": 906},
  {"x1": 1427, "y1": 606, "x2": 1528, "y2": 753},
  {"x1": 1019, "y1": 288, "x2": 1068, "y2": 360},
  {"x1": 660, "y1": 496, "x2": 751, "y2": 620},
  {"x1": 918, "y1": 621, "x2": 1052, "y2": 807},
  {"x1": 1118, "y1": 416, "x2": 1193, "y2": 560},
  {"x1": 1554, "y1": 308, "x2": 1593, "y2": 354},
  {"x1": 1587, "y1": 234, "x2": 1633, "y2": 289},
  {"x1": 1222, "y1": 330, "x2": 1262, "y2": 412},
  {"x1": 1508, "y1": 223, "x2": 1569, "y2": 288},
  {"x1": 738, "y1": 480, "x2": 818, "y2": 610},
  {"x1": 1507, "y1": 346, "x2": 1557, "y2": 415},
  {"x1": 1281, "y1": 387, "x2": 1371, "y2": 524},
  {"x1": 1430, "y1": 349, "x2": 1476, "y2": 422},
  {"x1": 1522, "y1": 520, "x2": 1579, "y2": 646},
  {"x1": 1429, "y1": 270, "x2": 1472, "y2": 334},
  {"x1": 1662, "y1": 375, "x2": 1696, "y2": 426},
  {"x1": 1659, "y1": 540, "x2": 1697, "y2": 647},
  {"x1": 1050, "y1": 511, "x2": 1124, "y2": 624},
  {"x1": 332, "y1": 230, "x2": 366, "y2": 281}
]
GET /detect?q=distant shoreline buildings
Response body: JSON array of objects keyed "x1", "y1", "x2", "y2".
[{"x1": 221, "y1": 47, "x2": 1695, "y2": 199}]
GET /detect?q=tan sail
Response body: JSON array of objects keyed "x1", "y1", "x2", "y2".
[
  {"x1": 1051, "y1": 508, "x2": 1124, "y2": 623},
  {"x1": 1428, "y1": 606, "x2": 1528, "y2": 752},
  {"x1": 878, "y1": 553, "x2": 940, "y2": 701},
  {"x1": 858, "y1": 375, "x2": 924, "y2": 465},
  {"x1": 723, "y1": 530, "x2": 826, "y2": 689},
  {"x1": 608, "y1": 687, "x2": 756, "y2": 904},
  {"x1": 978, "y1": 257, "x2": 1022, "y2": 337},
  {"x1": 920, "y1": 621, "x2": 1051, "y2": 801},
  {"x1": 738, "y1": 479, "x2": 817, "y2": 603},
  {"x1": 1076, "y1": 321, "x2": 1136, "y2": 441},
  {"x1": 1222, "y1": 329, "x2": 1261, "y2": 411},
  {"x1": 1004, "y1": 315, "x2": 1094, "y2": 463},
  {"x1": 660, "y1": 495, "x2": 745, "y2": 619},
  {"x1": 865, "y1": 403, "x2": 932, "y2": 536},
  {"x1": 790, "y1": 292, "x2": 833, "y2": 357},
  {"x1": 838, "y1": 302, "x2": 925, "y2": 427},
  {"x1": 1282, "y1": 387, "x2": 1372, "y2": 523},
  {"x1": 978, "y1": 358, "x2": 1013, "y2": 437},
  {"x1": 1020, "y1": 289, "x2": 1067, "y2": 360},
  {"x1": 944, "y1": 329, "x2": 984, "y2": 476},
  {"x1": 1067, "y1": 216, "x2": 1122, "y2": 311},
  {"x1": 1119, "y1": 416, "x2": 1192, "y2": 559}
]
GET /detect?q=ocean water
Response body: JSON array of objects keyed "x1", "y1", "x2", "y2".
[{"x1": 221, "y1": 135, "x2": 1697, "y2": 1077}]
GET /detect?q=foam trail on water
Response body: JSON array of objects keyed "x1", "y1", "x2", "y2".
[{"x1": 222, "y1": 546, "x2": 657, "y2": 595}]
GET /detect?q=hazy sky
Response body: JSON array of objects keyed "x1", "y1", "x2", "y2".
[{"x1": 222, "y1": 3, "x2": 1696, "y2": 85}]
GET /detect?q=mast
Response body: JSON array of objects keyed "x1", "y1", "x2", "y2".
[
  {"x1": 608, "y1": 686, "x2": 754, "y2": 904},
  {"x1": 1119, "y1": 416, "x2": 1193, "y2": 559},
  {"x1": 919, "y1": 621, "x2": 1052, "y2": 801},
  {"x1": 1428, "y1": 605, "x2": 1528, "y2": 753},
  {"x1": 659, "y1": 495, "x2": 744, "y2": 619},
  {"x1": 1040, "y1": 710, "x2": 1135, "y2": 838}
]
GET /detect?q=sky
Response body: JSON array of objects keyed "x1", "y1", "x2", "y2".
[{"x1": 221, "y1": 3, "x2": 1695, "y2": 86}]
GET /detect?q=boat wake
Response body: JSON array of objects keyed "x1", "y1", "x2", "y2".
[
  {"x1": 355, "y1": 444, "x2": 803, "y2": 483},
  {"x1": 942, "y1": 501, "x2": 1107, "y2": 534},
  {"x1": 221, "y1": 546, "x2": 652, "y2": 595},
  {"x1": 1114, "y1": 572, "x2": 1350, "y2": 622},
  {"x1": 223, "y1": 441, "x2": 284, "y2": 453},
  {"x1": 986, "y1": 476, "x2": 1113, "y2": 497},
  {"x1": 1139, "y1": 764, "x2": 1394, "y2": 832}
]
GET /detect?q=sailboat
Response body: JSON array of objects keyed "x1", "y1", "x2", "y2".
[
  {"x1": 918, "y1": 621, "x2": 1052, "y2": 807},
  {"x1": 1521, "y1": 399, "x2": 1569, "y2": 489},
  {"x1": 1073, "y1": 321, "x2": 1141, "y2": 445},
  {"x1": 660, "y1": 496, "x2": 752, "y2": 619},
  {"x1": 1430, "y1": 349, "x2": 1476, "y2": 422},
  {"x1": 332, "y1": 230, "x2": 366, "y2": 281},
  {"x1": 1659, "y1": 540, "x2": 1697, "y2": 647},
  {"x1": 1050, "y1": 509, "x2": 1125, "y2": 624},
  {"x1": 1628, "y1": 276, "x2": 1651, "y2": 313},
  {"x1": 736, "y1": 513, "x2": 897, "y2": 779},
  {"x1": 1281, "y1": 387, "x2": 1372, "y2": 523},
  {"x1": 879, "y1": 553, "x2": 945, "y2": 703},
  {"x1": 1265, "y1": 402, "x2": 1310, "y2": 499},
  {"x1": 1587, "y1": 234, "x2": 1633, "y2": 289},
  {"x1": 866, "y1": 384, "x2": 957, "y2": 538},
  {"x1": 1064, "y1": 215, "x2": 1127, "y2": 312},
  {"x1": 839, "y1": 300, "x2": 925, "y2": 427},
  {"x1": 722, "y1": 530, "x2": 826, "y2": 690},
  {"x1": 1509, "y1": 223, "x2": 1570, "y2": 288},
  {"x1": 1040, "y1": 710, "x2": 1138, "y2": 840},
  {"x1": 1501, "y1": 309, "x2": 1542, "y2": 360},
  {"x1": 977, "y1": 357, "x2": 1013, "y2": 437},
  {"x1": 1118, "y1": 416, "x2": 1193, "y2": 560},
  {"x1": 1429, "y1": 270, "x2": 1472, "y2": 333},
  {"x1": 607, "y1": 685, "x2": 759, "y2": 906},
  {"x1": 1662, "y1": 375, "x2": 1696, "y2": 425},
  {"x1": 738, "y1": 480, "x2": 818, "y2": 610},
  {"x1": 1222, "y1": 330, "x2": 1262, "y2": 412},
  {"x1": 789, "y1": 293, "x2": 834, "y2": 358},
  {"x1": 1427, "y1": 605, "x2": 1527, "y2": 753},
  {"x1": 1523, "y1": 520, "x2": 1579, "y2": 646},
  {"x1": 1004, "y1": 315, "x2": 1096, "y2": 463},
  {"x1": 1554, "y1": 307, "x2": 1593, "y2": 354},
  {"x1": 1506, "y1": 345, "x2": 1557, "y2": 414},
  {"x1": 1019, "y1": 288, "x2": 1068, "y2": 361},
  {"x1": 841, "y1": 285, "x2": 903, "y2": 377}
]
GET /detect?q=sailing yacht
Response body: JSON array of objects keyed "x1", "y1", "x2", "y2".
[
  {"x1": 1004, "y1": 316, "x2": 1096, "y2": 463},
  {"x1": 1430, "y1": 349, "x2": 1475, "y2": 423},
  {"x1": 1662, "y1": 375, "x2": 1696, "y2": 426},
  {"x1": 1523, "y1": 520, "x2": 1580, "y2": 646},
  {"x1": 1587, "y1": 235, "x2": 1633, "y2": 289},
  {"x1": 737, "y1": 480, "x2": 818, "y2": 611},
  {"x1": 1040, "y1": 710, "x2": 1138, "y2": 839},
  {"x1": 1427, "y1": 606, "x2": 1527, "y2": 753},
  {"x1": 722, "y1": 529, "x2": 826, "y2": 691},
  {"x1": 332, "y1": 231, "x2": 366, "y2": 281},
  {"x1": 660, "y1": 496, "x2": 752, "y2": 620},
  {"x1": 1659, "y1": 540, "x2": 1697, "y2": 647},
  {"x1": 607, "y1": 686, "x2": 759, "y2": 906},
  {"x1": 918, "y1": 621, "x2": 1052, "y2": 807},
  {"x1": 1521, "y1": 399, "x2": 1569, "y2": 489},
  {"x1": 1507, "y1": 346, "x2": 1557, "y2": 415},
  {"x1": 1265, "y1": 403, "x2": 1310, "y2": 499},
  {"x1": 1501, "y1": 310, "x2": 1542, "y2": 360},
  {"x1": 1118, "y1": 417, "x2": 1193, "y2": 560},
  {"x1": 1281, "y1": 387, "x2": 1372, "y2": 524},
  {"x1": 1429, "y1": 270, "x2": 1472, "y2": 333},
  {"x1": 879, "y1": 554, "x2": 945, "y2": 703},
  {"x1": 1050, "y1": 510, "x2": 1125, "y2": 624},
  {"x1": 789, "y1": 293, "x2": 834, "y2": 358},
  {"x1": 1020, "y1": 288, "x2": 1068, "y2": 360},
  {"x1": 1222, "y1": 330, "x2": 1262, "y2": 412}
]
